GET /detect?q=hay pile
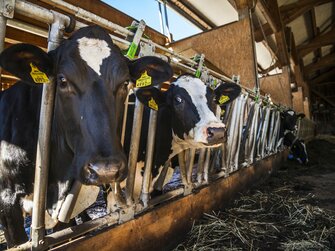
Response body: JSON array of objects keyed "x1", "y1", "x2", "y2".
[{"x1": 175, "y1": 187, "x2": 335, "y2": 250}]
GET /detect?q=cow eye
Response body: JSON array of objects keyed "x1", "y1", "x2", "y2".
[
  {"x1": 58, "y1": 74, "x2": 68, "y2": 89},
  {"x1": 175, "y1": 96, "x2": 183, "y2": 104}
]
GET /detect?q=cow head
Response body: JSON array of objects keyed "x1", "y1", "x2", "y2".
[
  {"x1": 136, "y1": 75, "x2": 241, "y2": 147},
  {"x1": 281, "y1": 109, "x2": 305, "y2": 131},
  {"x1": 0, "y1": 25, "x2": 173, "y2": 186}
]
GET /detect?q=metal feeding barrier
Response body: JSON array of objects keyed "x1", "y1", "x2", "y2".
[{"x1": 0, "y1": 1, "x2": 304, "y2": 250}]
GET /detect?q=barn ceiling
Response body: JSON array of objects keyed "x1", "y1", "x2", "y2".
[{"x1": 162, "y1": 0, "x2": 335, "y2": 109}]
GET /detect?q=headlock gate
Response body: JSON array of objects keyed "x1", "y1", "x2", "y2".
[{"x1": 0, "y1": 1, "x2": 314, "y2": 250}]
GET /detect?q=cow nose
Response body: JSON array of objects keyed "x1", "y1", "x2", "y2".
[
  {"x1": 82, "y1": 157, "x2": 127, "y2": 185},
  {"x1": 207, "y1": 127, "x2": 227, "y2": 144}
]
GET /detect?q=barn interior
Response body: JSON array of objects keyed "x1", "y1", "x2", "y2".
[{"x1": 0, "y1": 0, "x2": 334, "y2": 250}]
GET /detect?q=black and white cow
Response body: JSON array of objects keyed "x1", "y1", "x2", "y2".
[
  {"x1": 280, "y1": 109, "x2": 308, "y2": 164},
  {"x1": 125, "y1": 75, "x2": 241, "y2": 194},
  {"x1": 0, "y1": 25, "x2": 172, "y2": 247}
]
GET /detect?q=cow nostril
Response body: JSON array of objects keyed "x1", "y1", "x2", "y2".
[
  {"x1": 86, "y1": 163, "x2": 99, "y2": 181},
  {"x1": 207, "y1": 128, "x2": 214, "y2": 138}
]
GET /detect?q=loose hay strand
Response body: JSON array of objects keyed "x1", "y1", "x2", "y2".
[{"x1": 174, "y1": 186, "x2": 335, "y2": 251}]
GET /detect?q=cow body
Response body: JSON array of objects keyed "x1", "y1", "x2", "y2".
[
  {"x1": 125, "y1": 76, "x2": 241, "y2": 193},
  {"x1": 0, "y1": 25, "x2": 172, "y2": 247},
  {"x1": 279, "y1": 110, "x2": 308, "y2": 164}
]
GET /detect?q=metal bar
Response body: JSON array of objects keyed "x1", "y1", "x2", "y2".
[
  {"x1": 157, "y1": 1, "x2": 165, "y2": 35},
  {"x1": 196, "y1": 148, "x2": 206, "y2": 184},
  {"x1": 186, "y1": 149, "x2": 196, "y2": 184},
  {"x1": 0, "y1": 13, "x2": 7, "y2": 88},
  {"x1": 141, "y1": 109, "x2": 158, "y2": 208},
  {"x1": 177, "y1": 151, "x2": 188, "y2": 186},
  {"x1": 203, "y1": 149, "x2": 211, "y2": 183},
  {"x1": 125, "y1": 98, "x2": 144, "y2": 205},
  {"x1": 31, "y1": 11, "x2": 70, "y2": 250},
  {"x1": 7, "y1": 18, "x2": 48, "y2": 38}
]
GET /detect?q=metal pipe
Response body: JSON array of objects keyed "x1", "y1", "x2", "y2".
[
  {"x1": 163, "y1": 1, "x2": 172, "y2": 42},
  {"x1": 7, "y1": 18, "x2": 48, "y2": 38},
  {"x1": 0, "y1": 13, "x2": 7, "y2": 89},
  {"x1": 186, "y1": 149, "x2": 196, "y2": 184},
  {"x1": 203, "y1": 149, "x2": 211, "y2": 183},
  {"x1": 125, "y1": 98, "x2": 144, "y2": 205},
  {"x1": 177, "y1": 151, "x2": 188, "y2": 186},
  {"x1": 157, "y1": 1, "x2": 165, "y2": 35},
  {"x1": 31, "y1": 11, "x2": 69, "y2": 250},
  {"x1": 39, "y1": 0, "x2": 132, "y2": 37},
  {"x1": 141, "y1": 109, "x2": 158, "y2": 208},
  {"x1": 196, "y1": 148, "x2": 206, "y2": 184}
]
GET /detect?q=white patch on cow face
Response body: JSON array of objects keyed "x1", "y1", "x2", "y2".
[
  {"x1": 77, "y1": 37, "x2": 111, "y2": 76},
  {"x1": 174, "y1": 77, "x2": 225, "y2": 144},
  {"x1": 287, "y1": 110, "x2": 295, "y2": 116}
]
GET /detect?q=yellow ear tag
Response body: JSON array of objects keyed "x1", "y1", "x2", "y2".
[
  {"x1": 221, "y1": 109, "x2": 225, "y2": 116},
  {"x1": 219, "y1": 95, "x2": 230, "y2": 104},
  {"x1": 30, "y1": 63, "x2": 50, "y2": 84},
  {"x1": 136, "y1": 71, "x2": 152, "y2": 88},
  {"x1": 148, "y1": 97, "x2": 158, "y2": 111}
]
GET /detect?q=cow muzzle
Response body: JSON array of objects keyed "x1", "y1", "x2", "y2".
[
  {"x1": 82, "y1": 157, "x2": 127, "y2": 185},
  {"x1": 207, "y1": 127, "x2": 227, "y2": 145}
]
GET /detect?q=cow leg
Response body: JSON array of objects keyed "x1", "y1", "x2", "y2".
[{"x1": 0, "y1": 204, "x2": 27, "y2": 248}]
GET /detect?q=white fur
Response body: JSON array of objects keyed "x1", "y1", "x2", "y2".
[
  {"x1": 287, "y1": 110, "x2": 295, "y2": 116},
  {"x1": 0, "y1": 188, "x2": 17, "y2": 206},
  {"x1": 77, "y1": 37, "x2": 111, "y2": 76},
  {"x1": 173, "y1": 76, "x2": 225, "y2": 144},
  {"x1": 1, "y1": 140, "x2": 29, "y2": 176},
  {"x1": 21, "y1": 196, "x2": 34, "y2": 214}
]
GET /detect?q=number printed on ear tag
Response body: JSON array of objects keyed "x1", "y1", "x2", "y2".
[
  {"x1": 219, "y1": 95, "x2": 230, "y2": 104},
  {"x1": 148, "y1": 97, "x2": 158, "y2": 110},
  {"x1": 30, "y1": 63, "x2": 50, "y2": 84},
  {"x1": 136, "y1": 71, "x2": 152, "y2": 88}
]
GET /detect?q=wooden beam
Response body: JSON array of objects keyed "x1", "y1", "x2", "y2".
[
  {"x1": 297, "y1": 28, "x2": 335, "y2": 57},
  {"x1": 280, "y1": 0, "x2": 332, "y2": 24},
  {"x1": 254, "y1": 23, "x2": 272, "y2": 42},
  {"x1": 309, "y1": 68, "x2": 335, "y2": 84},
  {"x1": 304, "y1": 53, "x2": 335, "y2": 74},
  {"x1": 256, "y1": 0, "x2": 282, "y2": 32},
  {"x1": 165, "y1": 0, "x2": 213, "y2": 31}
]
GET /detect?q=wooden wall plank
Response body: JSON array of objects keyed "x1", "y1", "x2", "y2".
[
  {"x1": 259, "y1": 66, "x2": 292, "y2": 107},
  {"x1": 292, "y1": 87, "x2": 305, "y2": 114},
  {"x1": 170, "y1": 19, "x2": 257, "y2": 89}
]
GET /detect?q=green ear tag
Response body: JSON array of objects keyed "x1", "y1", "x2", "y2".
[
  {"x1": 219, "y1": 95, "x2": 230, "y2": 104},
  {"x1": 30, "y1": 63, "x2": 50, "y2": 84},
  {"x1": 136, "y1": 71, "x2": 152, "y2": 88},
  {"x1": 148, "y1": 97, "x2": 158, "y2": 111},
  {"x1": 126, "y1": 42, "x2": 138, "y2": 59}
]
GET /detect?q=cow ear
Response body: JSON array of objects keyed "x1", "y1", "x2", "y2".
[
  {"x1": 135, "y1": 87, "x2": 166, "y2": 111},
  {"x1": 128, "y1": 56, "x2": 173, "y2": 87},
  {"x1": 297, "y1": 113, "x2": 305, "y2": 119},
  {"x1": 0, "y1": 43, "x2": 53, "y2": 86},
  {"x1": 214, "y1": 82, "x2": 241, "y2": 105}
]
